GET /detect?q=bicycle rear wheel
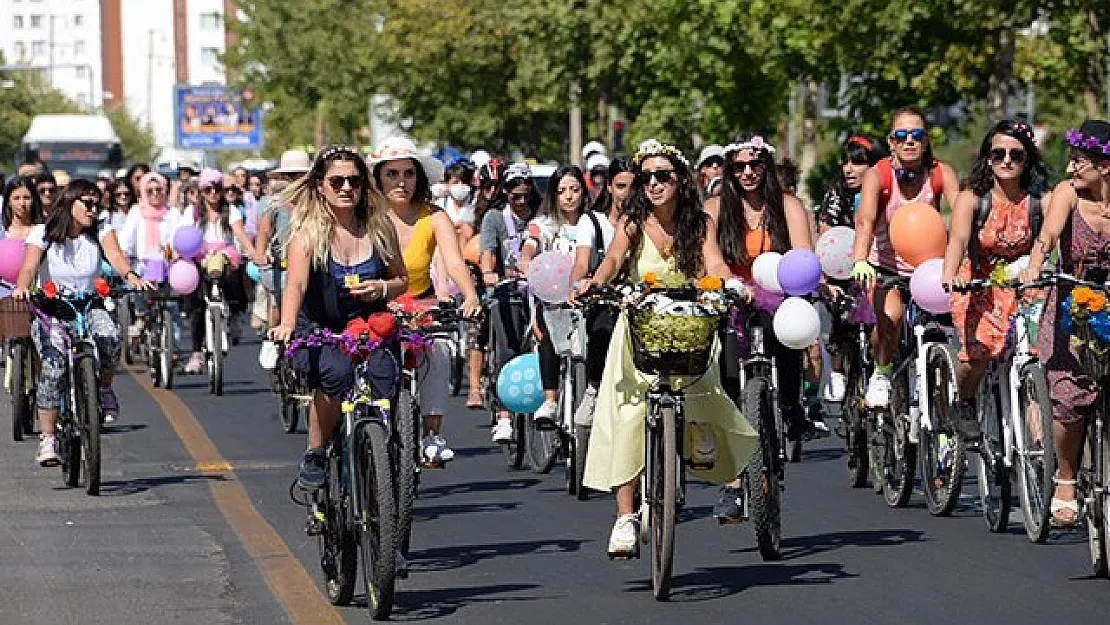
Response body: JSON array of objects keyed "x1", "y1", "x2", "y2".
[
  {"x1": 526, "y1": 415, "x2": 559, "y2": 474},
  {"x1": 1016, "y1": 363, "x2": 1054, "y2": 543},
  {"x1": 976, "y1": 380, "x2": 1011, "y2": 532},
  {"x1": 920, "y1": 343, "x2": 965, "y2": 517},
  {"x1": 358, "y1": 422, "x2": 397, "y2": 619},
  {"x1": 650, "y1": 402, "x2": 678, "y2": 601},
  {"x1": 395, "y1": 388, "x2": 419, "y2": 560},
  {"x1": 160, "y1": 309, "x2": 175, "y2": 390},
  {"x1": 75, "y1": 356, "x2": 101, "y2": 496},
  {"x1": 10, "y1": 341, "x2": 28, "y2": 442},
  {"x1": 744, "y1": 376, "x2": 782, "y2": 561},
  {"x1": 320, "y1": 452, "x2": 357, "y2": 605},
  {"x1": 880, "y1": 370, "x2": 916, "y2": 508},
  {"x1": 1087, "y1": 418, "x2": 1108, "y2": 578},
  {"x1": 280, "y1": 395, "x2": 302, "y2": 434},
  {"x1": 843, "y1": 350, "x2": 869, "y2": 488},
  {"x1": 208, "y1": 307, "x2": 224, "y2": 396}
]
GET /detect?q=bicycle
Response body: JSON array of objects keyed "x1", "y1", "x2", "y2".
[
  {"x1": 288, "y1": 329, "x2": 400, "y2": 619},
  {"x1": 134, "y1": 286, "x2": 180, "y2": 390},
  {"x1": 827, "y1": 285, "x2": 875, "y2": 488},
  {"x1": 2, "y1": 292, "x2": 37, "y2": 441},
  {"x1": 868, "y1": 276, "x2": 965, "y2": 515},
  {"x1": 28, "y1": 281, "x2": 114, "y2": 496},
  {"x1": 952, "y1": 276, "x2": 1056, "y2": 540},
  {"x1": 536, "y1": 302, "x2": 588, "y2": 493},
  {"x1": 200, "y1": 267, "x2": 231, "y2": 396},
  {"x1": 482, "y1": 278, "x2": 533, "y2": 469}
]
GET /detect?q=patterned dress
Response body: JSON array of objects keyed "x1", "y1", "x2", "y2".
[{"x1": 1037, "y1": 209, "x2": 1110, "y2": 424}]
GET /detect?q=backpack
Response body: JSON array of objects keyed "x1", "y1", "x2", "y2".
[
  {"x1": 968, "y1": 193, "x2": 1043, "y2": 274},
  {"x1": 875, "y1": 158, "x2": 945, "y2": 208},
  {"x1": 583, "y1": 211, "x2": 606, "y2": 275}
]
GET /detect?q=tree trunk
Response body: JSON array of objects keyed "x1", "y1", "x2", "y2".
[
  {"x1": 1083, "y1": 9, "x2": 1102, "y2": 118},
  {"x1": 799, "y1": 80, "x2": 819, "y2": 206},
  {"x1": 314, "y1": 100, "x2": 326, "y2": 150},
  {"x1": 987, "y1": 27, "x2": 1016, "y2": 122}
]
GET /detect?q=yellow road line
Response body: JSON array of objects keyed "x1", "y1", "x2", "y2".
[{"x1": 127, "y1": 366, "x2": 347, "y2": 625}]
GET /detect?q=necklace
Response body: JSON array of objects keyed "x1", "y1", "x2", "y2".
[
  {"x1": 336, "y1": 225, "x2": 365, "y2": 289},
  {"x1": 648, "y1": 217, "x2": 675, "y2": 259}
]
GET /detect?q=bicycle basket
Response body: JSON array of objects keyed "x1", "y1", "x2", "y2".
[
  {"x1": 543, "y1": 306, "x2": 585, "y2": 358},
  {"x1": 1074, "y1": 323, "x2": 1110, "y2": 380},
  {"x1": 628, "y1": 306, "x2": 720, "y2": 376},
  {"x1": 0, "y1": 298, "x2": 32, "y2": 339}
]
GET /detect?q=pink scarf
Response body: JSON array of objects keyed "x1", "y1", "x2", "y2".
[{"x1": 138, "y1": 172, "x2": 169, "y2": 258}]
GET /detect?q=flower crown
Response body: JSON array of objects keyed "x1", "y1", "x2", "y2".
[
  {"x1": 1065, "y1": 128, "x2": 1110, "y2": 155},
  {"x1": 316, "y1": 145, "x2": 360, "y2": 163},
  {"x1": 633, "y1": 140, "x2": 689, "y2": 167},
  {"x1": 1006, "y1": 120, "x2": 1035, "y2": 144},
  {"x1": 724, "y1": 135, "x2": 776, "y2": 157}
]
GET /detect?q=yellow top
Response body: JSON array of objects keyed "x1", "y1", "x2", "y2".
[{"x1": 402, "y1": 205, "x2": 437, "y2": 296}]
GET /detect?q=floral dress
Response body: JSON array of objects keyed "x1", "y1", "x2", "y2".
[
  {"x1": 950, "y1": 196, "x2": 1035, "y2": 362},
  {"x1": 582, "y1": 236, "x2": 758, "y2": 490},
  {"x1": 1037, "y1": 209, "x2": 1110, "y2": 424}
]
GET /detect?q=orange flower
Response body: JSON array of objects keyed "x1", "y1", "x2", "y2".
[
  {"x1": 1073, "y1": 287, "x2": 1106, "y2": 313},
  {"x1": 643, "y1": 272, "x2": 658, "y2": 287},
  {"x1": 697, "y1": 276, "x2": 723, "y2": 291}
]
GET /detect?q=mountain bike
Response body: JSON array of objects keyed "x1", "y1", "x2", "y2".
[
  {"x1": 482, "y1": 278, "x2": 533, "y2": 469},
  {"x1": 289, "y1": 330, "x2": 399, "y2": 619},
  {"x1": 828, "y1": 285, "x2": 874, "y2": 488}
]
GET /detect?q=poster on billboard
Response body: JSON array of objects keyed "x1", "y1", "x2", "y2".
[{"x1": 175, "y1": 85, "x2": 263, "y2": 150}]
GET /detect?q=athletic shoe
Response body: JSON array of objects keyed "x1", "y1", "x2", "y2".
[
  {"x1": 824, "y1": 371, "x2": 847, "y2": 402},
  {"x1": 37, "y1": 435, "x2": 60, "y2": 467},
  {"x1": 423, "y1": 434, "x2": 455, "y2": 465},
  {"x1": 607, "y1": 513, "x2": 639, "y2": 558},
  {"x1": 296, "y1": 448, "x2": 327, "y2": 490},
  {"x1": 491, "y1": 418, "x2": 513, "y2": 444},
  {"x1": 864, "y1": 372, "x2": 892, "y2": 408},
  {"x1": 533, "y1": 400, "x2": 557, "y2": 426},
  {"x1": 713, "y1": 486, "x2": 745, "y2": 524},
  {"x1": 184, "y1": 351, "x2": 205, "y2": 375},
  {"x1": 574, "y1": 386, "x2": 598, "y2": 426},
  {"x1": 99, "y1": 387, "x2": 120, "y2": 424}
]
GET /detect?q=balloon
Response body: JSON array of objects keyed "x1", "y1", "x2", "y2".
[
  {"x1": 910, "y1": 258, "x2": 950, "y2": 314},
  {"x1": 815, "y1": 226, "x2": 855, "y2": 280},
  {"x1": 429, "y1": 264, "x2": 460, "y2": 297},
  {"x1": 463, "y1": 236, "x2": 481, "y2": 265},
  {"x1": 890, "y1": 202, "x2": 947, "y2": 267},
  {"x1": 526, "y1": 250, "x2": 573, "y2": 304},
  {"x1": 751, "y1": 252, "x2": 783, "y2": 294},
  {"x1": 773, "y1": 296, "x2": 821, "y2": 349},
  {"x1": 496, "y1": 352, "x2": 544, "y2": 414},
  {"x1": 245, "y1": 261, "x2": 262, "y2": 282},
  {"x1": 101, "y1": 260, "x2": 117, "y2": 277},
  {"x1": 777, "y1": 248, "x2": 822, "y2": 296},
  {"x1": 0, "y1": 238, "x2": 25, "y2": 283},
  {"x1": 173, "y1": 225, "x2": 204, "y2": 260},
  {"x1": 142, "y1": 258, "x2": 167, "y2": 283},
  {"x1": 168, "y1": 260, "x2": 200, "y2": 295}
]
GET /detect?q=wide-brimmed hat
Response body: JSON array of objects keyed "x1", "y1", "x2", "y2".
[
  {"x1": 370, "y1": 137, "x2": 445, "y2": 182},
  {"x1": 271, "y1": 149, "x2": 311, "y2": 175}
]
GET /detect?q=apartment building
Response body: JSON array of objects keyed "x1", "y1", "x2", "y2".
[{"x1": 0, "y1": 0, "x2": 105, "y2": 108}]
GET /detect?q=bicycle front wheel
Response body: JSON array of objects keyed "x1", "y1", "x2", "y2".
[
  {"x1": 1016, "y1": 363, "x2": 1054, "y2": 543},
  {"x1": 160, "y1": 309, "x2": 175, "y2": 390},
  {"x1": 209, "y1": 307, "x2": 224, "y2": 396},
  {"x1": 920, "y1": 343, "x2": 965, "y2": 517},
  {"x1": 75, "y1": 356, "x2": 101, "y2": 495},
  {"x1": 880, "y1": 370, "x2": 916, "y2": 508},
  {"x1": 976, "y1": 381, "x2": 1010, "y2": 532},
  {"x1": 526, "y1": 415, "x2": 559, "y2": 475},
  {"x1": 842, "y1": 348, "x2": 869, "y2": 488},
  {"x1": 119, "y1": 295, "x2": 133, "y2": 366},
  {"x1": 320, "y1": 452, "x2": 357, "y2": 605},
  {"x1": 358, "y1": 422, "x2": 397, "y2": 619},
  {"x1": 650, "y1": 401, "x2": 678, "y2": 601},
  {"x1": 395, "y1": 388, "x2": 419, "y2": 560},
  {"x1": 10, "y1": 341, "x2": 28, "y2": 442},
  {"x1": 744, "y1": 376, "x2": 782, "y2": 561},
  {"x1": 1088, "y1": 418, "x2": 1108, "y2": 578}
]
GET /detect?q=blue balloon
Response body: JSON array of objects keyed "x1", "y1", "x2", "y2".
[
  {"x1": 496, "y1": 352, "x2": 544, "y2": 414},
  {"x1": 101, "y1": 260, "x2": 117, "y2": 277},
  {"x1": 245, "y1": 261, "x2": 262, "y2": 282}
]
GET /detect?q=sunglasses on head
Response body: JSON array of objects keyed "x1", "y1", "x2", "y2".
[
  {"x1": 326, "y1": 175, "x2": 363, "y2": 191},
  {"x1": 889, "y1": 128, "x2": 927, "y2": 143},
  {"x1": 637, "y1": 169, "x2": 676, "y2": 185},
  {"x1": 731, "y1": 159, "x2": 766, "y2": 174},
  {"x1": 989, "y1": 148, "x2": 1026, "y2": 165}
]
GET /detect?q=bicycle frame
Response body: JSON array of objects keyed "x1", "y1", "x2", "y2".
[
  {"x1": 204, "y1": 281, "x2": 229, "y2": 356},
  {"x1": 736, "y1": 318, "x2": 787, "y2": 472},
  {"x1": 644, "y1": 382, "x2": 687, "y2": 508}
]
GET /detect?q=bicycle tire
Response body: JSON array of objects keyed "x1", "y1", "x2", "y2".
[
  {"x1": 159, "y1": 309, "x2": 175, "y2": 390},
  {"x1": 1095, "y1": 420, "x2": 1110, "y2": 577},
  {"x1": 395, "y1": 389, "x2": 419, "y2": 559},
  {"x1": 574, "y1": 425, "x2": 591, "y2": 500},
  {"x1": 449, "y1": 335, "x2": 464, "y2": 396},
  {"x1": 920, "y1": 343, "x2": 965, "y2": 517},
  {"x1": 119, "y1": 295, "x2": 133, "y2": 366},
  {"x1": 357, "y1": 422, "x2": 397, "y2": 620},
  {"x1": 75, "y1": 356, "x2": 101, "y2": 496},
  {"x1": 744, "y1": 376, "x2": 783, "y2": 561},
  {"x1": 843, "y1": 352, "x2": 869, "y2": 488},
  {"x1": 1016, "y1": 363, "x2": 1054, "y2": 543},
  {"x1": 11, "y1": 341, "x2": 27, "y2": 442},
  {"x1": 321, "y1": 450, "x2": 358, "y2": 605},
  {"x1": 209, "y1": 307, "x2": 224, "y2": 396},
  {"x1": 650, "y1": 401, "x2": 678, "y2": 601},
  {"x1": 280, "y1": 395, "x2": 301, "y2": 434},
  {"x1": 62, "y1": 408, "x2": 81, "y2": 488},
  {"x1": 976, "y1": 378, "x2": 1011, "y2": 533},
  {"x1": 526, "y1": 414, "x2": 559, "y2": 474},
  {"x1": 881, "y1": 370, "x2": 916, "y2": 508}
]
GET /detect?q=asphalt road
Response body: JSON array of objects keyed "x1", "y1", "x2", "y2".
[{"x1": 1, "y1": 335, "x2": 1107, "y2": 624}]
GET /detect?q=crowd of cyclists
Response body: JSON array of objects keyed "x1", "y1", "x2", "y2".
[{"x1": 3, "y1": 106, "x2": 1110, "y2": 603}]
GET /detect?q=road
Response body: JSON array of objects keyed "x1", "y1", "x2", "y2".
[{"x1": 0, "y1": 335, "x2": 1106, "y2": 625}]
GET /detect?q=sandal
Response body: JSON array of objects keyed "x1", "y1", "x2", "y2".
[
  {"x1": 1050, "y1": 478, "x2": 1080, "y2": 527},
  {"x1": 466, "y1": 391, "x2": 484, "y2": 410}
]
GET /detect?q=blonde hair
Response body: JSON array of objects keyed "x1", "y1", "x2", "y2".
[{"x1": 277, "y1": 147, "x2": 399, "y2": 268}]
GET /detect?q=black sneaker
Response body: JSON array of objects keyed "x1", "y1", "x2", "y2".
[
  {"x1": 713, "y1": 485, "x2": 745, "y2": 524},
  {"x1": 785, "y1": 405, "x2": 816, "y2": 442},
  {"x1": 296, "y1": 448, "x2": 327, "y2": 490},
  {"x1": 953, "y1": 401, "x2": 982, "y2": 444}
]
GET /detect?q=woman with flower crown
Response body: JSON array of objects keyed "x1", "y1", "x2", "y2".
[
  {"x1": 577, "y1": 139, "x2": 758, "y2": 558},
  {"x1": 1021, "y1": 119, "x2": 1110, "y2": 526}
]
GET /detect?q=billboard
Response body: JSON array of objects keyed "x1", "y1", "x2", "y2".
[{"x1": 175, "y1": 85, "x2": 263, "y2": 150}]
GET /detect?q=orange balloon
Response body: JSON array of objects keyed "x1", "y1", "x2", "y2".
[
  {"x1": 463, "y1": 236, "x2": 481, "y2": 265},
  {"x1": 889, "y1": 202, "x2": 947, "y2": 267}
]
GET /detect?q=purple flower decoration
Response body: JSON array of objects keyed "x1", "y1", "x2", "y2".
[
  {"x1": 1084, "y1": 136, "x2": 1102, "y2": 150},
  {"x1": 1102, "y1": 143, "x2": 1110, "y2": 155},
  {"x1": 1065, "y1": 129, "x2": 1083, "y2": 146}
]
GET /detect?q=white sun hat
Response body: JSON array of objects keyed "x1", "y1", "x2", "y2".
[
  {"x1": 371, "y1": 137, "x2": 445, "y2": 182},
  {"x1": 271, "y1": 149, "x2": 311, "y2": 175}
]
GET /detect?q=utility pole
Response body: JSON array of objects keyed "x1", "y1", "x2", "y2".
[
  {"x1": 147, "y1": 29, "x2": 156, "y2": 127},
  {"x1": 569, "y1": 81, "x2": 582, "y2": 167}
]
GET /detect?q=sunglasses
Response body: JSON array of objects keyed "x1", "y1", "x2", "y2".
[
  {"x1": 78, "y1": 196, "x2": 100, "y2": 210},
  {"x1": 848, "y1": 155, "x2": 871, "y2": 166},
  {"x1": 889, "y1": 128, "x2": 927, "y2": 143},
  {"x1": 38, "y1": 186, "x2": 56, "y2": 194},
  {"x1": 508, "y1": 191, "x2": 530, "y2": 202},
  {"x1": 114, "y1": 191, "x2": 132, "y2": 198},
  {"x1": 731, "y1": 160, "x2": 766, "y2": 174},
  {"x1": 701, "y1": 157, "x2": 724, "y2": 169},
  {"x1": 989, "y1": 148, "x2": 1026, "y2": 164},
  {"x1": 326, "y1": 175, "x2": 363, "y2": 191},
  {"x1": 202, "y1": 185, "x2": 222, "y2": 194},
  {"x1": 637, "y1": 169, "x2": 677, "y2": 185}
]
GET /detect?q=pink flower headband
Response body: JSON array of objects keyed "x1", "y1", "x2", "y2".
[{"x1": 723, "y1": 136, "x2": 777, "y2": 157}]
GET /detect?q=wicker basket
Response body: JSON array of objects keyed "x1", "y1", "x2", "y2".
[
  {"x1": 1075, "y1": 323, "x2": 1110, "y2": 381},
  {"x1": 0, "y1": 298, "x2": 33, "y2": 340},
  {"x1": 628, "y1": 307, "x2": 719, "y2": 376},
  {"x1": 543, "y1": 306, "x2": 585, "y2": 358}
]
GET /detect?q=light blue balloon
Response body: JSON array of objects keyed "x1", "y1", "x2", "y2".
[
  {"x1": 246, "y1": 261, "x2": 262, "y2": 282},
  {"x1": 497, "y1": 352, "x2": 544, "y2": 414},
  {"x1": 101, "y1": 260, "x2": 116, "y2": 277}
]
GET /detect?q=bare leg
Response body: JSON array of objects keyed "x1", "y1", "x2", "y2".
[
  {"x1": 423, "y1": 414, "x2": 443, "y2": 437},
  {"x1": 38, "y1": 409, "x2": 58, "y2": 437},
  {"x1": 871, "y1": 286, "x2": 904, "y2": 368},
  {"x1": 955, "y1": 359, "x2": 989, "y2": 401},
  {"x1": 615, "y1": 475, "x2": 641, "y2": 516},
  {"x1": 1052, "y1": 419, "x2": 1086, "y2": 524},
  {"x1": 308, "y1": 392, "x2": 342, "y2": 449},
  {"x1": 467, "y1": 349, "x2": 483, "y2": 405}
]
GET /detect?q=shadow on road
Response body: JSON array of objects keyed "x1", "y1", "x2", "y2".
[
  {"x1": 778, "y1": 528, "x2": 926, "y2": 559},
  {"x1": 630, "y1": 562, "x2": 858, "y2": 601},
  {"x1": 410, "y1": 538, "x2": 587, "y2": 572},
  {"x1": 417, "y1": 478, "x2": 541, "y2": 500},
  {"x1": 799, "y1": 447, "x2": 847, "y2": 463},
  {"x1": 101, "y1": 423, "x2": 148, "y2": 435},
  {"x1": 414, "y1": 501, "x2": 521, "y2": 521},
  {"x1": 98, "y1": 473, "x2": 227, "y2": 496},
  {"x1": 450, "y1": 446, "x2": 500, "y2": 459},
  {"x1": 351, "y1": 583, "x2": 545, "y2": 620}
]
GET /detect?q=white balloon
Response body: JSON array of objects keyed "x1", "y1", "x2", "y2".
[
  {"x1": 815, "y1": 226, "x2": 856, "y2": 280},
  {"x1": 1005, "y1": 255, "x2": 1030, "y2": 281},
  {"x1": 752, "y1": 252, "x2": 784, "y2": 294},
  {"x1": 773, "y1": 296, "x2": 821, "y2": 349}
]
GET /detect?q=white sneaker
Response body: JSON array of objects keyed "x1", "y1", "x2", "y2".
[
  {"x1": 607, "y1": 513, "x2": 639, "y2": 558},
  {"x1": 864, "y1": 372, "x2": 892, "y2": 408},
  {"x1": 688, "y1": 421, "x2": 716, "y2": 468},
  {"x1": 533, "y1": 400, "x2": 557, "y2": 425},
  {"x1": 824, "y1": 371, "x2": 847, "y2": 402},
  {"x1": 491, "y1": 418, "x2": 514, "y2": 444},
  {"x1": 574, "y1": 386, "x2": 598, "y2": 426},
  {"x1": 36, "y1": 435, "x2": 60, "y2": 467},
  {"x1": 423, "y1": 434, "x2": 455, "y2": 465},
  {"x1": 184, "y1": 351, "x2": 205, "y2": 375}
]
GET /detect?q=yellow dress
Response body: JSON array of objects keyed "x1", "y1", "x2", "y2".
[
  {"x1": 583, "y1": 236, "x2": 759, "y2": 490},
  {"x1": 402, "y1": 205, "x2": 437, "y2": 297}
]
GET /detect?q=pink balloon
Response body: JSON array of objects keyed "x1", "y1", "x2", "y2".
[
  {"x1": 526, "y1": 251, "x2": 573, "y2": 304},
  {"x1": 168, "y1": 260, "x2": 200, "y2": 295},
  {"x1": 909, "y1": 258, "x2": 950, "y2": 314},
  {"x1": 0, "y1": 238, "x2": 26, "y2": 283}
]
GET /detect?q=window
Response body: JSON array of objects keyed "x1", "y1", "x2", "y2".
[
  {"x1": 74, "y1": 14, "x2": 84, "y2": 27},
  {"x1": 14, "y1": 41, "x2": 27, "y2": 59},
  {"x1": 76, "y1": 66, "x2": 87, "y2": 79},
  {"x1": 201, "y1": 47, "x2": 220, "y2": 65},
  {"x1": 199, "y1": 12, "x2": 221, "y2": 30},
  {"x1": 30, "y1": 14, "x2": 43, "y2": 28},
  {"x1": 31, "y1": 40, "x2": 45, "y2": 56},
  {"x1": 13, "y1": 16, "x2": 24, "y2": 28},
  {"x1": 74, "y1": 40, "x2": 85, "y2": 56},
  {"x1": 76, "y1": 93, "x2": 88, "y2": 106}
]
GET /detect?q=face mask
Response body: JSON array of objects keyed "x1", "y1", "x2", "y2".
[
  {"x1": 448, "y1": 184, "x2": 471, "y2": 202},
  {"x1": 430, "y1": 183, "x2": 448, "y2": 198}
]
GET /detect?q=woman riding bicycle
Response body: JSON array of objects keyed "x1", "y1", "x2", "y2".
[
  {"x1": 705, "y1": 133, "x2": 816, "y2": 522},
  {"x1": 102, "y1": 179, "x2": 134, "y2": 233},
  {"x1": 464, "y1": 159, "x2": 507, "y2": 410},
  {"x1": 3, "y1": 176, "x2": 45, "y2": 241},
  {"x1": 118, "y1": 172, "x2": 182, "y2": 345},
  {"x1": 268, "y1": 146, "x2": 408, "y2": 491},
  {"x1": 577, "y1": 139, "x2": 758, "y2": 557},
  {"x1": 1021, "y1": 119, "x2": 1110, "y2": 527},
  {"x1": 11, "y1": 180, "x2": 149, "y2": 464},
  {"x1": 851, "y1": 106, "x2": 959, "y2": 409},
  {"x1": 942, "y1": 119, "x2": 1050, "y2": 443},
  {"x1": 434, "y1": 158, "x2": 478, "y2": 249},
  {"x1": 374, "y1": 137, "x2": 481, "y2": 466}
]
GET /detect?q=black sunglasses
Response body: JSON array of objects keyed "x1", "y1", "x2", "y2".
[
  {"x1": 326, "y1": 175, "x2": 363, "y2": 191},
  {"x1": 731, "y1": 160, "x2": 766, "y2": 174},
  {"x1": 989, "y1": 148, "x2": 1026, "y2": 165},
  {"x1": 508, "y1": 191, "x2": 530, "y2": 202},
  {"x1": 701, "y1": 156, "x2": 725, "y2": 169},
  {"x1": 848, "y1": 155, "x2": 871, "y2": 166},
  {"x1": 78, "y1": 196, "x2": 100, "y2": 209},
  {"x1": 890, "y1": 128, "x2": 927, "y2": 143},
  {"x1": 637, "y1": 169, "x2": 676, "y2": 185}
]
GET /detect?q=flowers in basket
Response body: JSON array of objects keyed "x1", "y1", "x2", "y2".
[{"x1": 1061, "y1": 287, "x2": 1110, "y2": 367}]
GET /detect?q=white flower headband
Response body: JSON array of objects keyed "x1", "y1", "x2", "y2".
[
  {"x1": 723, "y1": 135, "x2": 777, "y2": 157},
  {"x1": 632, "y1": 139, "x2": 689, "y2": 168}
]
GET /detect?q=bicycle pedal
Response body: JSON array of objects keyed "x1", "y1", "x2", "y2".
[{"x1": 687, "y1": 460, "x2": 715, "y2": 471}]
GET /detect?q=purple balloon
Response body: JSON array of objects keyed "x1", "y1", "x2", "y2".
[
  {"x1": 910, "y1": 258, "x2": 950, "y2": 314},
  {"x1": 776, "y1": 249, "x2": 822, "y2": 296},
  {"x1": 168, "y1": 260, "x2": 200, "y2": 295},
  {"x1": 142, "y1": 258, "x2": 167, "y2": 283},
  {"x1": 173, "y1": 225, "x2": 204, "y2": 260}
]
